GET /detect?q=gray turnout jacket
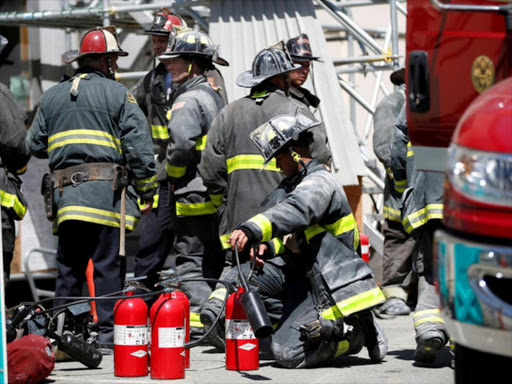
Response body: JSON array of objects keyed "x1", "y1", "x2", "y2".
[
  {"x1": 241, "y1": 159, "x2": 385, "y2": 319},
  {"x1": 0, "y1": 83, "x2": 30, "y2": 221},
  {"x1": 166, "y1": 75, "x2": 225, "y2": 217},
  {"x1": 198, "y1": 83, "x2": 331, "y2": 251}
]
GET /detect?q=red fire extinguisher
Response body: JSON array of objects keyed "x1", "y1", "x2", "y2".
[
  {"x1": 114, "y1": 286, "x2": 149, "y2": 377},
  {"x1": 225, "y1": 286, "x2": 259, "y2": 371},
  {"x1": 153, "y1": 277, "x2": 191, "y2": 369},
  {"x1": 150, "y1": 296, "x2": 186, "y2": 379},
  {"x1": 172, "y1": 290, "x2": 190, "y2": 369}
]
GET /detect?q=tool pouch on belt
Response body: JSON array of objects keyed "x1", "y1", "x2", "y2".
[{"x1": 40, "y1": 173, "x2": 55, "y2": 221}]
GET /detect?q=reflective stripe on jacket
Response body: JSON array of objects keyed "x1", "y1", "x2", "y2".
[
  {"x1": 0, "y1": 83, "x2": 30, "y2": 220},
  {"x1": 166, "y1": 75, "x2": 225, "y2": 217},
  {"x1": 243, "y1": 159, "x2": 383, "y2": 317},
  {"x1": 199, "y1": 84, "x2": 331, "y2": 249},
  {"x1": 26, "y1": 70, "x2": 157, "y2": 231}
]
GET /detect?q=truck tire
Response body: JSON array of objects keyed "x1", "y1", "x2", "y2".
[{"x1": 455, "y1": 343, "x2": 510, "y2": 384}]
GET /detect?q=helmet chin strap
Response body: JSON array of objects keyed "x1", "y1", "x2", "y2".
[
  {"x1": 289, "y1": 146, "x2": 307, "y2": 174},
  {"x1": 106, "y1": 56, "x2": 116, "y2": 80},
  {"x1": 284, "y1": 76, "x2": 290, "y2": 96}
]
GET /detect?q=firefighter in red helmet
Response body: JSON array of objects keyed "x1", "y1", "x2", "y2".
[{"x1": 27, "y1": 26, "x2": 157, "y2": 355}]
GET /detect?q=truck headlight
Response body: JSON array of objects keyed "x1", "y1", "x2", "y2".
[{"x1": 448, "y1": 144, "x2": 512, "y2": 207}]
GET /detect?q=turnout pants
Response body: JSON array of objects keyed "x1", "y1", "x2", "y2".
[
  {"x1": 202, "y1": 257, "x2": 354, "y2": 368},
  {"x1": 174, "y1": 194, "x2": 223, "y2": 337},
  {"x1": 381, "y1": 220, "x2": 417, "y2": 302},
  {"x1": 55, "y1": 221, "x2": 125, "y2": 345},
  {"x1": 411, "y1": 220, "x2": 448, "y2": 341},
  {"x1": 134, "y1": 182, "x2": 175, "y2": 294}
]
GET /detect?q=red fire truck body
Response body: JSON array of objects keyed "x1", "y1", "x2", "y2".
[{"x1": 405, "y1": 0, "x2": 512, "y2": 381}]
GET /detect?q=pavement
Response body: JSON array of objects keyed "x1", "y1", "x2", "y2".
[{"x1": 45, "y1": 313, "x2": 454, "y2": 384}]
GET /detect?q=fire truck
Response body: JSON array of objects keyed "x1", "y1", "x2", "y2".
[{"x1": 406, "y1": 0, "x2": 512, "y2": 381}]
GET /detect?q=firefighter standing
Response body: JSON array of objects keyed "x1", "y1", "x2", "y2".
[
  {"x1": 286, "y1": 33, "x2": 321, "y2": 109},
  {"x1": 158, "y1": 29, "x2": 227, "y2": 337},
  {"x1": 130, "y1": 9, "x2": 186, "y2": 293},
  {"x1": 198, "y1": 43, "x2": 331, "y2": 348},
  {"x1": 229, "y1": 113, "x2": 388, "y2": 368},
  {"x1": 390, "y1": 104, "x2": 448, "y2": 364},
  {"x1": 0, "y1": 36, "x2": 31, "y2": 287},
  {"x1": 26, "y1": 27, "x2": 157, "y2": 353},
  {"x1": 372, "y1": 69, "x2": 416, "y2": 317}
]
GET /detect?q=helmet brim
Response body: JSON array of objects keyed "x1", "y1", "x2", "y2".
[
  {"x1": 213, "y1": 56, "x2": 229, "y2": 67},
  {"x1": 144, "y1": 29, "x2": 171, "y2": 36},
  {"x1": 61, "y1": 49, "x2": 128, "y2": 64},
  {"x1": 236, "y1": 63, "x2": 301, "y2": 88},
  {"x1": 157, "y1": 51, "x2": 209, "y2": 60},
  {"x1": 157, "y1": 51, "x2": 229, "y2": 67},
  {"x1": 290, "y1": 54, "x2": 323, "y2": 63}
]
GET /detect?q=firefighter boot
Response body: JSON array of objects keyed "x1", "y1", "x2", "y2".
[
  {"x1": 200, "y1": 306, "x2": 225, "y2": 351},
  {"x1": 414, "y1": 329, "x2": 447, "y2": 364},
  {"x1": 360, "y1": 311, "x2": 388, "y2": 363},
  {"x1": 374, "y1": 298, "x2": 411, "y2": 318}
]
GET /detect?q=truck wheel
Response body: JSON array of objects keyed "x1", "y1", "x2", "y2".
[{"x1": 455, "y1": 343, "x2": 510, "y2": 384}]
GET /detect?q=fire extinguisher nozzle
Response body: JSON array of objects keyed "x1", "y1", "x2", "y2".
[{"x1": 241, "y1": 289, "x2": 273, "y2": 339}]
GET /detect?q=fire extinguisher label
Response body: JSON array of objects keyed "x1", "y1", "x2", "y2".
[
  {"x1": 114, "y1": 325, "x2": 148, "y2": 346},
  {"x1": 225, "y1": 319, "x2": 255, "y2": 340},
  {"x1": 158, "y1": 327, "x2": 186, "y2": 348}
]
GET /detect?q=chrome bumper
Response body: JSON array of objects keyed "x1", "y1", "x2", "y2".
[{"x1": 434, "y1": 230, "x2": 512, "y2": 358}]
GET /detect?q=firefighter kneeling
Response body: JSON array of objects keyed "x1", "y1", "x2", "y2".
[{"x1": 224, "y1": 113, "x2": 388, "y2": 368}]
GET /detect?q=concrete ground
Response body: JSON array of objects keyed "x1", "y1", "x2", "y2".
[{"x1": 45, "y1": 313, "x2": 454, "y2": 384}]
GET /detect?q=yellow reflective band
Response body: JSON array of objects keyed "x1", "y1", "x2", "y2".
[
  {"x1": 16, "y1": 164, "x2": 28, "y2": 175},
  {"x1": 195, "y1": 135, "x2": 207, "y2": 151},
  {"x1": 325, "y1": 213, "x2": 358, "y2": 237},
  {"x1": 48, "y1": 129, "x2": 121, "y2": 153},
  {"x1": 353, "y1": 226, "x2": 360, "y2": 250},
  {"x1": 0, "y1": 189, "x2": 27, "y2": 219},
  {"x1": 322, "y1": 287, "x2": 385, "y2": 319},
  {"x1": 305, "y1": 214, "x2": 359, "y2": 247},
  {"x1": 334, "y1": 340, "x2": 350, "y2": 358},
  {"x1": 403, "y1": 204, "x2": 444, "y2": 234},
  {"x1": 55, "y1": 205, "x2": 137, "y2": 230},
  {"x1": 208, "y1": 288, "x2": 227, "y2": 302},
  {"x1": 209, "y1": 193, "x2": 223, "y2": 207},
  {"x1": 226, "y1": 154, "x2": 279, "y2": 174},
  {"x1": 394, "y1": 178, "x2": 407, "y2": 193},
  {"x1": 166, "y1": 163, "x2": 187, "y2": 178},
  {"x1": 166, "y1": 110, "x2": 172, "y2": 121},
  {"x1": 407, "y1": 142, "x2": 414, "y2": 157},
  {"x1": 134, "y1": 175, "x2": 158, "y2": 192},
  {"x1": 413, "y1": 308, "x2": 441, "y2": 318},
  {"x1": 220, "y1": 233, "x2": 231, "y2": 250},
  {"x1": 190, "y1": 312, "x2": 204, "y2": 328},
  {"x1": 176, "y1": 200, "x2": 217, "y2": 216},
  {"x1": 304, "y1": 225, "x2": 326, "y2": 242},
  {"x1": 248, "y1": 214, "x2": 272, "y2": 242},
  {"x1": 414, "y1": 316, "x2": 445, "y2": 328},
  {"x1": 383, "y1": 206, "x2": 402, "y2": 222},
  {"x1": 272, "y1": 238, "x2": 285, "y2": 255},
  {"x1": 385, "y1": 167, "x2": 394, "y2": 180},
  {"x1": 151, "y1": 124, "x2": 169, "y2": 140},
  {"x1": 251, "y1": 90, "x2": 268, "y2": 98},
  {"x1": 138, "y1": 194, "x2": 159, "y2": 209}
]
